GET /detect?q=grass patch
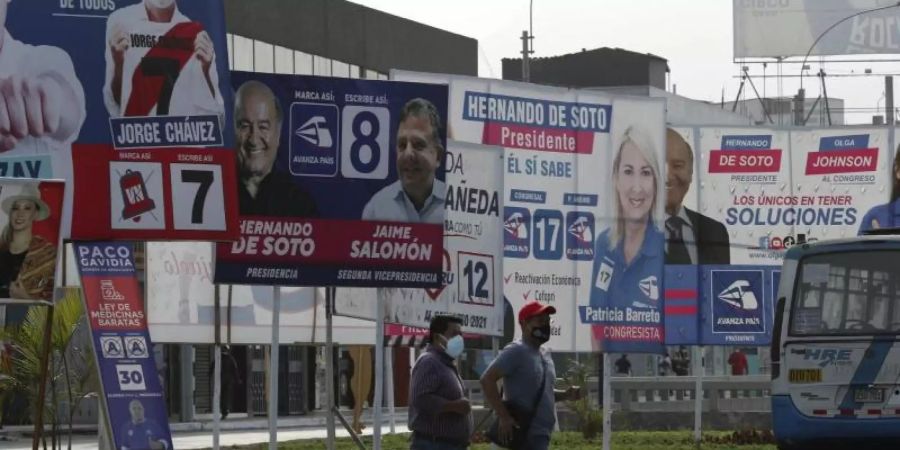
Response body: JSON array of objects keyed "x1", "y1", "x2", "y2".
[{"x1": 211, "y1": 431, "x2": 778, "y2": 449}]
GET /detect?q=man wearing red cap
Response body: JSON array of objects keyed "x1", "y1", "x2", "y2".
[{"x1": 480, "y1": 301, "x2": 582, "y2": 450}]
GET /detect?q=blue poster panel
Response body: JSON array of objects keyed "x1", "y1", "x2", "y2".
[
  {"x1": 214, "y1": 72, "x2": 449, "y2": 287},
  {"x1": 662, "y1": 265, "x2": 778, "y2": 346},
  {"x1": 75, "y1": 242, "x2": 172, "y2": 450},
  {"x1": 700, "y1": 264, "x2": 777, "y2": 346},
  {"x1": 663, "y1": 264, "x2": 700, "y2": 345},
  {"x1": 5, "y1": 0, "x2": 238, "y2": 240}
]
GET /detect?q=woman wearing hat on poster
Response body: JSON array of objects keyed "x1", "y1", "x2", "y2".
[{"x1": 0, "y1": 183, "x2": 56, "y2": 306}]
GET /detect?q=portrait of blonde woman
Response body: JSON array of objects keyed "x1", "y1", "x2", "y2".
[{"x1": 588, "y1": 126, "x2": 665, "y2": 346}]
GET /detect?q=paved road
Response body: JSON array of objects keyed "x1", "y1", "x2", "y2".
[{"x1": 1, "y1": 423, "x2": 411, "y2": 450}]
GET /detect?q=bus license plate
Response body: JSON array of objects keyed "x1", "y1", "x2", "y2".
[
  {"x1": 853, "y1": 388, "x2": 884, "y2": 403},
  {"x1": 789, "y1": 369, "x2": 822, "y2": 383}
]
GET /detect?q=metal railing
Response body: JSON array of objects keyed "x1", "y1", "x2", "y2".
[{"x1": 464, "y1": 375, "x2": 771, "y2": 413}]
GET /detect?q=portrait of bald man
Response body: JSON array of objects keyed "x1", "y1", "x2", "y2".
[
  {"x1": 664, "y1": 128, "x2": 730, "y2": 265},
  {"x1": 234, "y1": 80, "x2": 317, "y2": 217}
]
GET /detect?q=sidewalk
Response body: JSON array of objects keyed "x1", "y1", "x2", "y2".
[{"x1": 0, "y1": 410, "x2": 412, "y2": 450}]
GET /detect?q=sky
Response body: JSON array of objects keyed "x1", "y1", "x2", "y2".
[{"x1": 351, "y1": 0, "x2": 896, "y2": 125}]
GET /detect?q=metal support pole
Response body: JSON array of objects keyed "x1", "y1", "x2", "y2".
[
  {"x1": 213, "y1": 286, "x2": 221, "y2": 449},
  {"x1": 802, "y1": 95, "x2": 822, "y2": 126},
  {"x1": 887, "y1": 76, "x2": 895, "y2": 124},
  {"x1": 820, "y1": 70, "x2": 833, "y2": 126},
  {"x1": 693, "y1": 346, "x2": 704, "y2": 447},
  {"x1": 386, "y1": 345, "x2": 396, "y2": 433},
  {"x1": 213, "y1": 346, "x2": 221, "y2": 449},
  {"x1": 326, "y1": 287, "x2": 336, "y2": 450},
  {"x1": 602, "y1": 352, "x2": 611, "y2": 450},
  {"x1": 373, "y1": 294, "x2": 385, "y2": 449},
  {"x1": 268, "y1": 287, "x2": 280, "y2": 450},
  {"x1": 744, "y1": 68, "x2": 774, "y2": 124},
  {"x1": 31, "y1": 305, "x2": 54, "y2": 450},
  {"x1": 179, "y1": 344, "x2": 194, "y2": 421},
  {"x1": 731, "y1": 79, "x2": 745, "y2": 113}
]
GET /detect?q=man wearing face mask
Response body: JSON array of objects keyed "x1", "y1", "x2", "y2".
[
  {"x1": 408, "y1": 314, "x2": 472, "y2": 450},
  {"x1": 481, "y1": 301, "x2": 582, "y2": 450}
]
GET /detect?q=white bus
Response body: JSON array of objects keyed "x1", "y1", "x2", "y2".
[{"x1": 771, "y1": 235, "x2": 900, "y2": 449}]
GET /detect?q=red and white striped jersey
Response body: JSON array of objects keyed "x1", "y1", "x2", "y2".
[{"x1": 102, "y1": 3, "x2": 223, "y2": 118}]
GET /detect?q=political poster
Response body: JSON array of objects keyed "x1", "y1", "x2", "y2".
[
  {"x1": 334, "y1": 141, "x2": 505, "y2": 336},
  {"x1": 0, "y1": 179, "x2": 64, "y2": 306},
  {"x1": 734, "y1": 0, "x2": 900, "y2": 58},
  {"x1": 4, "y1": 0, "x2": 238, "y2": 240},
  {"x1": 701, "y1": 265, "x2": 779, "y2": 345},
  {"x1": 146, "y1": 241, "x2": 376, "y2": 344},
  {"x1": 795, "y1": 129, "x2": 893, "y2": 237},
  {"x1": 661, "y1": 126, "x2": 702, "y2": 345},
  {"x1": 393, "y1": 71, "x2": 666, "y2": 353},
  {"x1": 214, "y1": 72, "x2": 448, "y2": 288},
  {"x1": 700, "y1": 128, "x2": 795, "y2": 265},
  {"x1": 663, "y1": 126, "x2": 894, "y2": 346},
  {"x1": 74, "y1": 242, "x2": 172, "y2": 450},
  {"x1": 70, "y1": 146, "x2": 238, "y2": 240}
]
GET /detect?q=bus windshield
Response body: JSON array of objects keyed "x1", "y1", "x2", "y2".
[{"x1": 790, "y1": 250, "x2": 900, "y2": 336}]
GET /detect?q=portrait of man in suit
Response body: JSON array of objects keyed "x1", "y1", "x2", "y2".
[{"x1": 664, "y1": 128, "x2": 730, "y2": 265}]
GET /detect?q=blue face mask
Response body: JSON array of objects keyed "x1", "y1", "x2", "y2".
[{"x1": 445, "y1": 335, "x2": 464, "y2": 359}]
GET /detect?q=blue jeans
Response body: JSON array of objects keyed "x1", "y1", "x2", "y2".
[{"x1": 410, "y1": 435, "x2": 468, "y2": 450}]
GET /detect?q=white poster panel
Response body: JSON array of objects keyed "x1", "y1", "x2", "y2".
[
  {"x1": 791, "y1": 128, "x2": 892, "y2": 239},
  {"x1": 699, "y1": 128, "x2": 795, "y2": 265},
  {"x1": 146, "y1": 242, "x2": 373, "y2": 344},
  {"x1": 394, "y1": 71, "x2": 667, "y2": 353},
  {"x1": 334, "y1": 141, "x2": 506, "y2": 336},
  {"x1": 734, "y1": 0, "x2": 900, "y2": 58}
]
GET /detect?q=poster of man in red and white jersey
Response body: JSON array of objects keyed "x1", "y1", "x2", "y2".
[
  {"x1": 102, "y1": 0, "x2": 224, "y2": 120},
  {"x1": 4, "y1": 0, "x2": 238, "y2": 240}
]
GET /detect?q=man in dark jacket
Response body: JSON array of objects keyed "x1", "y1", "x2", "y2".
[
  {"x1": 210, "y1": 345, "x2": 242, "y2": 419},
  {"x1": 665, "y1": 128, "x2": 730, "y2": 265},
  {"x1": 234, "y1": 80, "x2": 317, "y2": 217}
]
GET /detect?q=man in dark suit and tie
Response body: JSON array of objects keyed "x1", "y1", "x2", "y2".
[{"x1": 665, "y1": 128, "x2": 730, "y2": 265}]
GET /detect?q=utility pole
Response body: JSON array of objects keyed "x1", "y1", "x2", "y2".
[
  {"x1": 887, "y1": 76, "x2": 894, "y2": 125},
  {"x1": 521, "y1": 30, "x2": 532, "y2": 82},
  {"x1": 521, "y1": 0, "x2": 535, "y2": 82},
  {"x1": 794, "y1": 88, "x2": 805, "y2": 126}
]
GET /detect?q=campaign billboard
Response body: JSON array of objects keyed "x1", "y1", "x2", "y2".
[
  {"x1": 74, "y1": 242, "x2": 172, "y2": 450},
  {"x1": 146, "y1": 241, "x2": 376, "y2": 344},
  {"x1": 664, "y1": 126, "x2": 894, "y2": 345},
  {"x1": 334, "y1": 141, "x2": 505, "y2": 336},
  {"x1": 794, "y1": 129, "x2": 892, "y2": 237},
  {"x1": 214, "y1": 72, "x2": 448, "y2": 287},
  {"x1": 393, "y1": 71, "x2": 667, "y2": 353},
  {"x1": 4, "y1": 0, "x2": 238, "y2": 241},
  {"x1": 0, "y1": 179, "x2": 64, "y2": 305},
  {"x1": 733, "y1": 0, "x2": 900, "y2": 58}
]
